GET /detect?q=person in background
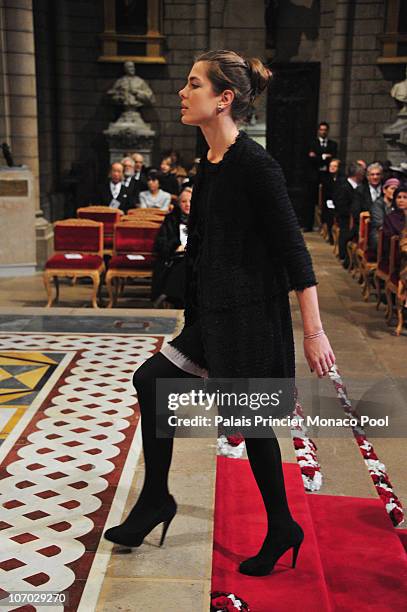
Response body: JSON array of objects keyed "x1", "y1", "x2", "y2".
[
  {"x1": 95, "y1": 162, "x2": 130, "y2": 212},
  {"x1": 162, "y1": 149, "x2": 188, "y2": 187},
  {"x1": 306, "y1": 121, "x2": 338, "y2": 232},
  {"x1": 139, "y1": 170, "x2": 171, "y2": 210},
  {"x1": 369, "y1": 177, "x2": 400, "y2": 254},
  {"x1": 351, "y1": 162, "x2": 383, "y2": 237},
  {"x1": 159, "y1": 157, "x2": 179, "y2": 202},
  {"x1": 121, "y1": 156, "x2": 143, "y2": 207},
  {"x1": 151, "y1": 187, "x2": 192, "y2": 308},
  {"x1": 321, "y1": 158, "x2": 341, "y2": 244},
  {"x1": 382, "y1": 186, "x2": 407, "y2": 257},
  {"x1": 333, "y1": 161, "x2": 366, "y2": 266},
  {"x1": 131, "y1": 152, "x2": 148, "y2": 191}
]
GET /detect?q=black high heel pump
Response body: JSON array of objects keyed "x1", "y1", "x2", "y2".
[
  {"x1": 104, "y1": 495, "x2": 177, "y2": 548},
  {"x1": 238, "y1": 521, "x2": 304, "y2": 576}
]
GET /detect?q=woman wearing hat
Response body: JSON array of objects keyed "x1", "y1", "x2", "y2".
[{"x1": 369, "y1": 177, "x2": 400, "y2": 254}]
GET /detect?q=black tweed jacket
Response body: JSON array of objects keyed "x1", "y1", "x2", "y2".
[{"x1": 184, "y1": 130, "x2": 318, "y2": 378}]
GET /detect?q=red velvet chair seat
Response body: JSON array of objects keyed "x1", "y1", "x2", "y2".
[
  {"x1": 45, "y1": 254, "x2": 103, "y2": 270},
  {"x1": 109, "y1": 254, "x2": 156, "y2": 270}
]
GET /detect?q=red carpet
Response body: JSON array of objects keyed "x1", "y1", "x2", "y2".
[
  {"x1": 307, "y1": 494, "x2": 407, "y2": 611},
  {"x1": 211, "y1": 457, "x2": 407, "y2": 612},
  {"x1": 211, "y1": 457, "x2": 332, "y2": 612}
]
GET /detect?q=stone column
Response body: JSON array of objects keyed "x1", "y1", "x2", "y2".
[
  {"x1": 0, "y1": 0, "x2": 53, "y2": 269},
  {"x1": 326, "y1": 0, "x2": 353, "y2": 156}
]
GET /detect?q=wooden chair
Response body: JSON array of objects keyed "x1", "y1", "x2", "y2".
[
  {"x1": 121, "y1": 214, "x2": 162, "y2": 225},
  {"x1": 332, "y1": 217, "x2": 340, "y2": 258},
  {"x1": 317, "y1": 184, "x2": 327, "y2": 238},
  {"x1": 43, "y1": 219, "x2": 104, "y2": 308},
  {"x1": 385, "y1": 235, "x2": 401, "y2": 328},
  {"x1": 126, "y1": 207, "x2": 168, "y2": 217},
  {"x1": 105, "y1": 221, "x2": 161, "y2": 307},
  {"x1": 355, "y1": 212, "x2": 377, "y2": 301},
  {"x1": 77, "y1": 206, "x2": 122, "y2": 256},
  {"x1": 374, "y1": 229, "x2": 391, "y2": 315},
  {"x1": 346, "y1": 216, "x2": 359, "y2": 276}
]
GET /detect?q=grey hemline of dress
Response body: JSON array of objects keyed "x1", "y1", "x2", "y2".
[{"x1": 160, "y1": 342, "x2": 209, "y2": 378}]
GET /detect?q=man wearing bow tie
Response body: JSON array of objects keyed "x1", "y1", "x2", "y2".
[
  {"x1": 94, "y1": 162, "x2": 131, "y2": 213},
  {"x1": 305, "y1": 122, "x2": 338, "y2": 232}
]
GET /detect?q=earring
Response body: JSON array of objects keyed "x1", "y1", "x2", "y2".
[{"x1": 216, "y1": 103, "x2": 224, "y2": 114}]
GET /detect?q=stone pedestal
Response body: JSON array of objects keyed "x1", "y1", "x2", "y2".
[
  {"x1": 245, "y1": 122, "x2": 267, "y2": 149},
  {"x1": 0, "y1": 166, "x2": 36, "y2": 276},
  {"x1": 244, "y1": 96, "x2": 267, "y2": 149},
  {"x1": 104, "y1": 111, "x2": 156, "y2": 166},
  {"x1": 35, "y1": 211, "x2": 54, "y2": 270},
  {"x1": 383, "y1": 117, "x2": 407, "y2": 166}
]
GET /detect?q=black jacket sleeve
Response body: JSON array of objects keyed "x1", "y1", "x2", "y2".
[
  {"x1": 153, "y1": 215, "x2": 181, "y2": 260},
  {"x1": 333, "y1": 181, "x2": 352, "y2": 218},
  {"x1": 248, "y1": 153, "x2": 318, "y2": 291}
]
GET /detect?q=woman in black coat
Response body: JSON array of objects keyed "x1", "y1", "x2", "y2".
[
  {"x1": 105, "y1": 50, "x2": 335, "y2": 577},
  {"x1": 151, "y1": 188, "x2": 191, "y2": 307}
]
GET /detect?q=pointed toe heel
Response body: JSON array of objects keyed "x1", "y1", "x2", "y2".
[{"x1": 103, "y1": 495, "x2": 177, "y2": 549}]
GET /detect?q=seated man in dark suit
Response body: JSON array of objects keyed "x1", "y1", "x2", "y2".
[
  {"x1": 333, "y1": 161, "x2": 365, "y2": 265},
  {"x1": 95, "y1": 162, "x2": 131, "y2": 213},
  {"x1": 121, "y1": 156, "x2": 143, "y2": 207},
  {"x1": 351, "y1": 162, "x2": 383, "y2": 237},
  {"x1": 305, "y1": 121, "x2": 338, "y2": 232},
  {"x1": 132, "y1": 153, "x2": 148, "y2": 191}
]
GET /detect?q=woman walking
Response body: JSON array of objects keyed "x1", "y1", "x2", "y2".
[{"x1": 104, "y1": 50, "x2": 336, "y2": 576}]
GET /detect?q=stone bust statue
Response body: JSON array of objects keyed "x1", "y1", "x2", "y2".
[
  {"x1": 391, "y1": 67, "x2": 407, "y2": 117},
  {"x1": 108, "y1": 61, "x2": 155, "y2": 112},
  {"x1": 106, "y1": 61, "x2": 156, "y2": 134}
]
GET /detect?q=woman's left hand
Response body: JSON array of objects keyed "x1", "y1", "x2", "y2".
[{"x1": 303, "y1": 334, "x2": 336, "y2": 378}]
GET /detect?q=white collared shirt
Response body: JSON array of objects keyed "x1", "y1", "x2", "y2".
[
  {"x1": 110, "y1": 181, "x2": 121, "y2": 200},
  {"x1": 369, "y1": 184, "x2": 381, "y2": 202},
  {"x1": 179, "y1": 223, "x2": 188, "y2": 247},
  {"x1": 347, "y1": 177, "x2": 358, "y2": 189}
]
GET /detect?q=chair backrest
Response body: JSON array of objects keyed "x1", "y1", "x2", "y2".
[
  {"x1": 121, "y1": 215, "x2": 161, "y2": 225},
  {"x1": 77, "y1": 206, "x2": 121, "y2": 227},
  {"x1": 127, "y1": 208, "x2": 167, "y2": 217},
  {"x1": 377, "y1": 228, "x2": 384, "y2": 266},
  {"x1": 113, "y1": 222, "x2": 161, "y2": 254},
  {"x1": 358, "y1": 211, "x2": 370, "y2": 249},
  {"x1": 389, "y1": 235, "x2": 400, "y2": 276},
  {"x1": 54, "y1": 219, "x2": 103, "y2": 256}
]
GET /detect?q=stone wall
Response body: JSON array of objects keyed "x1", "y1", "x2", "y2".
[
  {"x1": 0, "y1": 0, "x2": 40, "y2": 209},
  {"x1": 344, "y1": 0, "x2": 403, "y2": 163},
  {"x1": 32, "y1": 0, "x2": 209, "y2": 220},
  {"x1": 275, "y1": 0, "x2": 404, "y2": 165},
  {"x1": 28, "y1": 0, "x2": 406, "y2": 221}
]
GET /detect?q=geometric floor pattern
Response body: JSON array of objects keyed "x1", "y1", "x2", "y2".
[
  {"x1": 0, "y1": 333, "x2": 165, "y2": 611},
  {"x1": 0, "y1": 351, "x2": 66, "y2": 443}
]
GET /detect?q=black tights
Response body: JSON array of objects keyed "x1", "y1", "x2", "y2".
[{"x1": 132, "y1": 351, "x2": 294, "y2": 531}]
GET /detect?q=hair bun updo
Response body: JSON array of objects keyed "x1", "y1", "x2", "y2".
[
  {"x1": 195, "y1": 49, "x2": 273, "y2": 122},
  {"x1": 246, "y1": 57, "x2": 273, "y2": 99}
]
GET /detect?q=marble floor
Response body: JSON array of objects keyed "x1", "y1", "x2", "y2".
[{"x1": 0, "y1": 232, "x2": 405, "y2": 611}]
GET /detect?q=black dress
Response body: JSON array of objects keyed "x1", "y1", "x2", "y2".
[{"x1": 160, "y1": 156, "x2": 220, "y2": 376}]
